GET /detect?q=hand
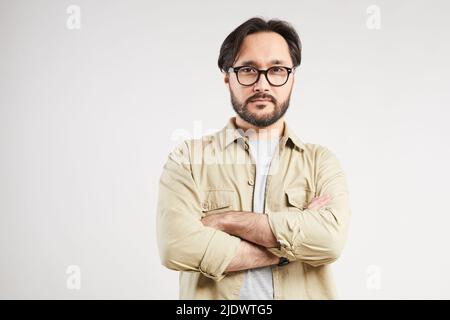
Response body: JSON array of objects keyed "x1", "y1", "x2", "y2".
[
  {"x1": 201, "y1": 212, "x2": 228, "y2": 231},
  {"x1": 306, "y1": 194, "x2": 331, "y2": 210}
]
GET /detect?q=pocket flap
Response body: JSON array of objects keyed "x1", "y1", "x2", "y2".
[
  {"x1": 201, "y1": 190, "x2": 235, "y2": 211},
  {"x1": 285, "y1": 188, "x2": 308, "y2": 210}
]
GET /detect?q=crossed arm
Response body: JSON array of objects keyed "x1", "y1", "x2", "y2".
[
  {"x1": 201, "y1": 194, "x2": 331, "y2": 272},
  {"x1": 157, "y1": 144, "x2": 350, "y2": 280}
]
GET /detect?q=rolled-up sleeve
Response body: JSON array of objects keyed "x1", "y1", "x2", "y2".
[
  {"x1": 156, "y1": 142, "x2": 241, "y2": 281},
  {"x1": 266, "y1": 146, "x2": 351, "y2": 267}
]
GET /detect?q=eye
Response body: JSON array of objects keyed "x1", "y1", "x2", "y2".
[
  {"x1": 271, "y1": 67, "x2": 284, "y2": 73},
  {"x1": 240, "y1": 67, "x2": 256, "y2": 73}
]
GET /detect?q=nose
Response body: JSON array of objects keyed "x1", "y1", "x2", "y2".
[{"x1": 253, "y1": 72, "x2": 271, "y2": 92}]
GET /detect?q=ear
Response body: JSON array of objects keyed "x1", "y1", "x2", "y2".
[
  {"x1": 224, "y1": 72, "x2": 230, "y2": 85},
  {"x1": 290, "y1": 71, "x2": 296, "y2": 87}
]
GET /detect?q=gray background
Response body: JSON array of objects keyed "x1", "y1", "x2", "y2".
[{"x1": 1, "y1": 0, "x2": 449, "y2": 299}]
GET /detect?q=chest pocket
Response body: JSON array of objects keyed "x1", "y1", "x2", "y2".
[
  {"x1": 200, "y1": 190, "x2": 236, "y2": 216},
  {"x1": 285, "y1": 188, "x2": 312, "y2": 211}
]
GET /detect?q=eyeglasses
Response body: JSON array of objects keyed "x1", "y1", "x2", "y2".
[{"x1": 227, "y1": 65, "x2": 294, "y2": 87}]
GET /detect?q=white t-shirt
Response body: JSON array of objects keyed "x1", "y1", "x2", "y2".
[{"x1": 239, "y1": 136, "x2": 280, "y2": 300}]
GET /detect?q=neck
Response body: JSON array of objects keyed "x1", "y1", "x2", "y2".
[{"x1": 234, "y1": 115, "x2": 284, "y2": 140}]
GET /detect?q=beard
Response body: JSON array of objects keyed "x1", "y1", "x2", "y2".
[{"x1": 230, "y1": 87, "x2": 292, "y2": 127}]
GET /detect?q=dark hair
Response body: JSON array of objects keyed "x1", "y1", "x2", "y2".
[{"x1": 218, "y1": 17, "x2": 302, "y2": 73}]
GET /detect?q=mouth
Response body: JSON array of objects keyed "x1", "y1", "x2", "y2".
[{"x1": 251, "y1": 99, "x2": 272, "y2": 103}]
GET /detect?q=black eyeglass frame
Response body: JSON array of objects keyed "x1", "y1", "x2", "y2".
[{"x1": 227, "y1": 65, "x2": 295, "y2": 87}]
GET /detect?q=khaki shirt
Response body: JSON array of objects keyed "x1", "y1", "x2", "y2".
[{"x1": 156, "y1": 117, "x2": 351, "y2": 299}]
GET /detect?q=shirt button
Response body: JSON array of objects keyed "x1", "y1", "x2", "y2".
[{"x1": 248, "y1": 179, "x2": 254, "y2": 186}]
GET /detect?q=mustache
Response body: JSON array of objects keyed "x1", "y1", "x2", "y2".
[{"x1": 247, "y1": 94, "x2": 276, "y2": 103}]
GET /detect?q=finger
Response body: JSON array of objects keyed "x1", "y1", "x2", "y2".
[
  {"x1": 316, "y1": 194, "x2": 331, "y2": 203},
  {"x1": 306, "y1": 199, "x2": 320, "y2": 209},
  {"x1": 307, "y1": 201, "x2": 320, "y2": 210},
  {"x1": 307, "y1": 195, "x2": 331, "y2": 210},
  {"x1": 308, "y1": 195, "x2": 327, "y2": 206}
]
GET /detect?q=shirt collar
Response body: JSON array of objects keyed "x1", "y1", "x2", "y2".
[{"x1": 217, "y1": 117, "x2": 306, "y2": 152}]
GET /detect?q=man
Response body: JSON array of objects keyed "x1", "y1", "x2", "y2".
[{"x1": 156, "y1": 17, "x2": 351, "y2": 300}]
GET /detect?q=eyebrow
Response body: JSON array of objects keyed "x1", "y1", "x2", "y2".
[{"x1": 239, "y1": 59, "x2": 287, "y2": 67}]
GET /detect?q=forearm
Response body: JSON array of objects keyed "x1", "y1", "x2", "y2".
[
  {"x1": 222, "y1": 211, "x2": 279, "y2": 248},
  {"x1": 225, "y1": 239, "x2": 279, "y2": 273}
]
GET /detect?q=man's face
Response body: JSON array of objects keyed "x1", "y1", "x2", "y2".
[{"x1": 224, "y1": 31, "x2": 295, "y2": 127}]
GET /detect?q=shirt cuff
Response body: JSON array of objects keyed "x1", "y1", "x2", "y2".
[
  {"x1": 265, "y1": 212, "x2": 297, "y2": 261},
  {"x1": 199, "y1": 229, "x2": 241, "y2": 281}
]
